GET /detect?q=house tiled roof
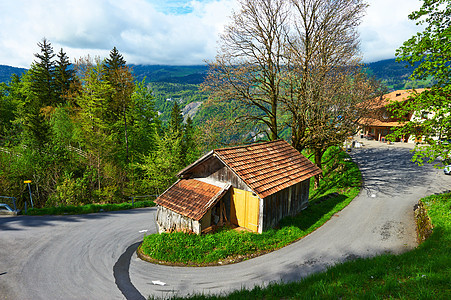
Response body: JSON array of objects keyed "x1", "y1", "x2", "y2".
[
  {"x1": 214, "y1": 140, "x2": 322, "y2": 198},
  {"x1": 155, "y1": 179, "x2": 230, "y2": 221},
  {"x1": 366, "y1": 89, "x2": 426, "y2": 109},
  {"x1": 360, "y1": 117, "x2": 406, "y2": 127}
]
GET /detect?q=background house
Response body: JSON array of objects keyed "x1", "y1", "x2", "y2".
[
  {"x1": 155, "y1": 140, "x2": 322, "y2": 234},
  {"x1": 360, "y1": 89, "x2": 425, "y2": 142}
]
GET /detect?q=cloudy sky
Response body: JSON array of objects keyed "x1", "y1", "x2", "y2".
[{"x1": 0, "y1": 0, "x2": 424, "y2": 68}]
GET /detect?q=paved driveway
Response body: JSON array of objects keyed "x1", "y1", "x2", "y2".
[{"x1": 1, "y1": 143, "x2": 450, "y2": 299}]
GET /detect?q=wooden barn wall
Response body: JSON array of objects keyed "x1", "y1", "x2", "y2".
[
  {"x1": 262, "y1": 179, "x2": 310, "y2": 231},
  {"x1": 156, "y1": 206, "x2": 201, "y2": 234},
  {"x1": 189, "y1": 156, "x2": 252, "y2": 193},
  {"x1": 186, "y1": 156, "x2": 222, "y2": 178},
  {"x1": 221, "y1": 189, "x2": 232, "y2": 223}
]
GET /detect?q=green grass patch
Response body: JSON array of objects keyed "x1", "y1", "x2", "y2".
[
  {"x1": 25, "y1": 199, "x2": 155, "y2": 216},
  {"x1": 167, "y1": 192, "x2": 451, "y2": 299},
  {"x1": 308, "y1": 147, "x2": 362, "y2": 200},
  {"x1": 140, "y1": 147, "x2": 362, "y2": 265}
]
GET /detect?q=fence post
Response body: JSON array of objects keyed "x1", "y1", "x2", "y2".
[{"x1": 24, "y1": 180, "x2": 33, "y2": 208}]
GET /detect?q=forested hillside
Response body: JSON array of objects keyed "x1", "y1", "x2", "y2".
[
  {"x1": 1, "y1": 58, "x2": 430, "y2": 88},
  {"x1": 0, "y1": 42, "x2": 201, "y2": 209},
  {"x1": 0, "y1": 49, "x2": 431, "y2": 210},
  {"x1": 130, "y1": 64, "x2": 207, "y2": 84},
  {"x1": 1, "y1": 59, "x2": 432, "y2": 136},
  {"x1": 364, "y1": 59, "x2": 433, "y2": 89},
  {"x1": 0, "y1": 64, "x2": 27, "y2": 83}
]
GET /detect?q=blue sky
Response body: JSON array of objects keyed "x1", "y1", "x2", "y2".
[
  {"x1": 152, "y1": 0, "x2": 206, "y2": 14},
  {"x1": 0, "y1": 0, "x2": 424, "y2": 68}
]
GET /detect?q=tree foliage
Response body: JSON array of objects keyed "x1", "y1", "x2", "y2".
[
  {"x1": 390, "y1": 0, "x2": 451, "y2": 165},
  {"x1": 55, "y1": 48, "x2": 76, "y2": 99},
  {"x1": 0, "y1": 42, "x2": 200, "y2": 208}
]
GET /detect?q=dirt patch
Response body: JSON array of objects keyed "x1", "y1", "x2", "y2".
[{"x1": 372, "y1": 220, "x2": 406, "y2": 241}]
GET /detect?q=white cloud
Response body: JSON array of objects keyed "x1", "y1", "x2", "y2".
[
  {"x1": 0, "y1": 0, "x2": 426, "y2": 67},
  {"x1": 360, "y1": 0, "x2": 424, "y2": 62},
  {"x1": 0, "y1": 0, "x2": 237, "y2": 68}
]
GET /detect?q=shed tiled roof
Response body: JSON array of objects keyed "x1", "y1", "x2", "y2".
[
  {"x1": 155, "y1": 179, "x2": 230, "y2": 221},
  {"x1": 214, "y1": 140, "x2": 322, "y2": 198}
]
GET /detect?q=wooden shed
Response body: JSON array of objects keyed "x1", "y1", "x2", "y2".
[{"x1": 155, "y1": 140, "x2": 322, "y2": 234}]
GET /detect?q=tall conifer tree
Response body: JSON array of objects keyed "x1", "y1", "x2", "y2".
[
  {"x1": 19, "y1": 38, "x2": 58, "y2": 147},
  {"x1": 55, "y1": 48, "x2": 75, "y2": 102},
  {"x1": 169, "y1": 102, "x2": 183, "y2": 135},
  {"x1": 104, "y1": 47, "x2": 126, "y2": 74},
  {"x1": 103, "y1": 47, "x2": 134, "y2": 163},
  {"x1": 30, "y1": 38, "x2": 57, "y2": 108}
]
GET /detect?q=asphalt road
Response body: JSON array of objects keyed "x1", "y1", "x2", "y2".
[{"x1": 1, "y1": 142, "x2": 450, "y2": 299}]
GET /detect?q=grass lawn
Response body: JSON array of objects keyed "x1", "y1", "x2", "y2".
[
  {"x1": 24, "y1": 199, "x2": 155, "y2": 215},
  {"x1": 140, "y1": 147, "x2": 362, "y2": 265},
  {"x1": 174, "y1": 192, "x2": 450, "y2": 299}
]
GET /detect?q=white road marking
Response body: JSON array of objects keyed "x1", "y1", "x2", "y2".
[{"x1": 152, "y1": 280, "x2": 166, "y2": 286}]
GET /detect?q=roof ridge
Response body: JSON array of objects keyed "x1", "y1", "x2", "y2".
[
  {"x1": 252, "y1": 166, "x2": 321, "y2": 191},
  {"x1": 214, "y1": 139, "x2": 287, "y2": 153}
]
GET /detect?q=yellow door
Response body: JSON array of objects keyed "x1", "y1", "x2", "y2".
[
  {"x1": 231, "y1": 188, "x2": 259, "y2": 232},
  {"x1": 246, "y1": 193, "x2": 259, "y2": 232},
  {"x1": 231, "y1": 188, "x2": 246, "y2": 227}
]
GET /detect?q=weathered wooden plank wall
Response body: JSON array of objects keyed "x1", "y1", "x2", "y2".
[
  {"x1": 156, "y1": 206, "x2": 201, "y2": 234},
  {"x1": 262, "y1": 179, "x2": 310, "y2": 231},
  {"x1": 188, "y1": 156, "x2": 252, "y2": 193}
]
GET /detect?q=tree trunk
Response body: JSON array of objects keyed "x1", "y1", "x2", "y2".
[
  {"x1": 97, "y1": 151, "x2": 101, "y2": 194},
  {"x1": 123, "y1": 106, "x2": 129, "y2": 163},
  {"x1": 314, "y1": 149, "x2": 324, "y2": 189},
  {"x1": 270, "y1": 100, "x2": 278, "y2": 140}
]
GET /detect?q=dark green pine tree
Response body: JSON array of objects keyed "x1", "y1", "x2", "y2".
[
  {"x1": 19, "y1": 38, "x2": 58, "y2": 148},
  {"x1": 102, "y1": 46, "x2": 128, "y2": 120},
  {"x1": 30, "y1": 38, "x2": 57, "y2": 108},
  {"x1": 104, "y1": 46, "x2": 126, "y2": 76},
  {"x1": 168, "y1": 102, "x2": 185, "y2": 164},
  {"x1": 55, "y1": 48, "x2": 75, "y2": 102},
  {"x1": 102, "y1": 47, "x2": 135, "y2": 164},
  {"x1": 169, "y1": 102, "x2": 183, "y2": 135},
  {"x1": 182, "y1": 116, "x2": 198, "y2": 165}
]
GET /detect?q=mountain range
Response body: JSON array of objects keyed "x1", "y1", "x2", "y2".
[{"x1": 0, "y1": 59, "x2": 421, "y2": 89}]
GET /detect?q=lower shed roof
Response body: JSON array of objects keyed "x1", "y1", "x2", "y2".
[{"x1": 155, "y1": 179, "x2": 231, "y2": 221}]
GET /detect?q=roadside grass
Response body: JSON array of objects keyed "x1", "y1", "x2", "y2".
[
  {"x1": 24, "y1": 200, "x2": 155, "y2": 216},
  {"x1": 140, "y1": 147, "x2": 362, "y2": 265},
  {"x1": 164, "y1": 192, "x2": 451, "y2": 299}
]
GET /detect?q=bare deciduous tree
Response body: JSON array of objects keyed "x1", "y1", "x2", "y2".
[
  {"x1": 283, "y1": 0, "x2": 381, "y2": 185},
  {"x1": 204, "y1": 0, "x2": 382, "y2": 186},
  {"x1": 202, "y1": 0, "x2": 289, "y2": 141}
]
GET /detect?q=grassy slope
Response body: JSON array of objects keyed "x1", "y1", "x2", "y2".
[
  {"x1": 176, "y1": 192, "x2": 450, "y2": 300},
  {"x1": 140, "y1": 148, "x2": 362, "y2": 265}
]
